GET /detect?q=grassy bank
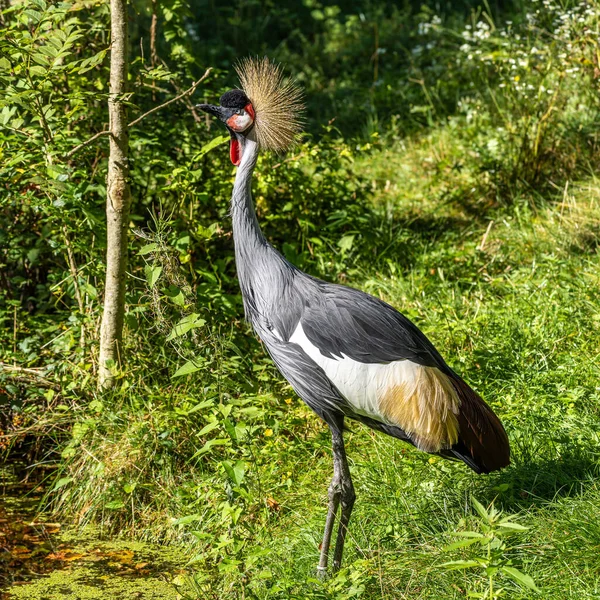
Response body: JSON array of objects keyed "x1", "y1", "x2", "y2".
[
  {"x1": 2, "y1": 0, "x2": 600, "y2": 598},
  {"x1": 11, "y1": 134, "x2": 599, "y2": 598}
]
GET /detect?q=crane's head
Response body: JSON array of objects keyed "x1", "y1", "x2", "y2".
[{"x1": 197, "y1": 57, "x2": 304, "y2": 166}]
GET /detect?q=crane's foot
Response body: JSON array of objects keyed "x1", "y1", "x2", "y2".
[
  {"x1": 318, "y1": 415, "x2": 355, "y2": 576},
  {"x1": 316, "y1": 565, "x2": 329, "y2": 580}
]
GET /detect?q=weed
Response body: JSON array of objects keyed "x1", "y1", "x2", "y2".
[{"x1": 441, "y1": 498, "x2": 540, "y2": 598}]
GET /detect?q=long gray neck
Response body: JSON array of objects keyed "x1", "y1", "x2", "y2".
[
  {"x1": 229, "y1": 136, "x2": 301, "y2": 335},
  {"x1": 231, "y1": 136, "x2": 278, "y2": 322},
  {"x1": 231, "y1": 137, "x2": 265, "y2": 253}
]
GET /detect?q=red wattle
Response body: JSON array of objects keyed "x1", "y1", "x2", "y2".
[
  {"x1": 244, "y1": 102, "x2": 255, "y2": 120},
  {"x1": 230, "y1": 138, "x2": 241, "y2": 166}
]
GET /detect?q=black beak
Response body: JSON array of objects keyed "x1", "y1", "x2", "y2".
[{"x1": 196, "y1": 104, "x2": 228, "y2": 122}]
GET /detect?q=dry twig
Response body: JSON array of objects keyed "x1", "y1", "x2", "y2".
[{"x1": 0, "y1": 363, "x2": 59, "y2": 390}]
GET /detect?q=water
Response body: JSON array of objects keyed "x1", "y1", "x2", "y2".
[{"x1": 0, "y1": 465, "x2": 187, "y2": 600}]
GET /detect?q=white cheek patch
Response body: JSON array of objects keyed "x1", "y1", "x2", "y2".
[{"x1": 228, "y1": 111, "x2": 254, "y2": 132}]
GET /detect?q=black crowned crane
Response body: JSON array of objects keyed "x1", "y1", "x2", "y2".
[{"x1": 197, "y1": 57, "x2": 510, "y2": 574}]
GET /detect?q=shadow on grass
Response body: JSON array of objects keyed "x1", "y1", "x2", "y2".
[{"x1": 483, "y1": 446, "x2": 600, "y2": 512}]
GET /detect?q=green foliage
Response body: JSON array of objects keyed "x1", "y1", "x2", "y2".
[
  {"x1": 2, "y1": 0, "x2": 600, "y2": 598},
  {"x1": 441, "y1": 498, "x2": 540, "y2": 598}
]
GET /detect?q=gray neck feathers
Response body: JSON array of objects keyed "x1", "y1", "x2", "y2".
[
  {"x1": 231, "y1": 137, "x2": 267, "y2": 298},
  {"x1": 230, "y1": 136, "x2": 295, "y2": 326},
  {"x1": 231, "y1": 137, "x2": 264, "y2": 252}
]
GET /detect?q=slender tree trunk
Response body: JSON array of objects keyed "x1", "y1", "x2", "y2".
[{"x1": 98, "y1": 0, "x2": 131, "y2": 389}]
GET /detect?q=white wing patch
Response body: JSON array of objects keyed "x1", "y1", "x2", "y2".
[
  {"x1": 289, "y1": 322, "x2": 418, "y2": 420},
  {"x1": 289, "y1": 322, "x2": 461, "y2": 452}
]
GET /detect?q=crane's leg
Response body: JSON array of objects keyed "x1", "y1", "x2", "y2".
[
  {"x1": 318, "y1": 416, "x2": 355, "y2": 575},
  {"x1": 331, "y1": 423, "x2": 355, "y2": 572},
  {"x1": 317, "y1": 457, "x2": 341, "y2": 574}
]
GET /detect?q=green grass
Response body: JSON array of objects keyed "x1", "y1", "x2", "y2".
[
  {"x1": 38, "y1": 128, "x2": 600, "y2": 599},
  {"x1": 4, "y1": 1, "x2": 600, "y2": 598}
]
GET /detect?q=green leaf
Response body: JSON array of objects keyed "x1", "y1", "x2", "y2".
[
  {"x1": 472, "y1": 497, "x2": 489, "y2": 520},
  {"x1": 39, "y1": 44, "x2": 58, "y2": 58},
  {"x1": 193, "y1": 134, "x2": 228, "y2": 160},
  {"x1": 185, "y1": 399, "x2": 214, "y2": 414},
  {"x1": 23, "y1": 9, "x2": 42, "y2": 22},
  {"x1": 166, "y1": 313, "x2": 206, "y2": 341},
  {"x1": 196, "y1": 223, "x2": 219, "y2": 240},
  {"x1": 105, "y1": 500, "x2": 125, "y2": 510},
  {"x1": 190, "y1": 438, "x2": 229, "y2": 459},
  {"x1": 172, "y1": 360, "x2": 202, "y2": 378},
  {"x1": 443, "y1": 537, "x2": 484, "y2": 551},
  {"x1": 499, "y1": 520, "x2": 528, "y2": 532},
  {"x1": 162, "y1": 285, "x2": 186, "y2": 307},
  {"x1": 338, "y1": 234, "x2": 355, "y2": 252},
  {"x1": 439, "y1": 560, "x2": 482, "y2": 571},
  {"x1": 52, "y1": 476, "x2": 74, "y2": 492},
  {"x1": 144, "y1": 265, "x2": 162, "y2": 288},
  {"x1": 172, "y1": 514, "x2": 203, "y2": 526},
  {"x1": 222, "y1": 460, "x2": 246, "y2": 485},
  {"x1": 501, "y1": 566, "x2": 541, "y2": 592},
  {"x1": 197, "y1": 420, "x2": 220, "y2": 436},
  {"x1": 453, "y1": 531, "x2": 486, "y2": 538},
  {"x1": 138, "y1": 243, "x2": 158, "y2": 255},
  {"x1": 30, "y1": 65, "x2": 47, "y2": 77}
]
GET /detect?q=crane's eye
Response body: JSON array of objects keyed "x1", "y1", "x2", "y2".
[{"x1": 226, "y1": 108, "x2": 254, "y2": 133}]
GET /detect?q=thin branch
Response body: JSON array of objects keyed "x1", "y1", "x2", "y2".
[
  {"x1": 62, "y1": 225, "x2": 85, "y2": 315},
  {"x1": 65, "y1": 68, "x2": 212, "y2": 159},
  {"x1": 65, "y1": 129, "x2": 110, "y2": 159},
  {"x1": 272, "y1": 151, "x2": 307, "y2": 169},
  {"x1": 478, "y1": 220, "x2": 494, "y2": 252},
  {"x1": 0, "y1": 125, "x2": 32, "y2": 138},
  {"x1": 150, "y1": 0, "x2": 158, "y2": 67},
  {"x1": 0, "y1": 363, "x2": 59, "y2": 390},
  {"x1": 127, "y1": 67, "x2": 211, "y2": 128},
  {"x1": 167, "y1": 77, "x2": 203, "y2": 124}
]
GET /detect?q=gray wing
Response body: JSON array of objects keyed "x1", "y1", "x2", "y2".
[
  {"x1": 294, "y1": 276, "x2": 451, "y2": 370},
  {"x1": 254, "y1": 323, "x2": 348, "y2": 419}
]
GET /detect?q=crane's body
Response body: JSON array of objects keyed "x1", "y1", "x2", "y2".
[{"x1": 198, "y1": 58, "x2": 510, "y2": 573}]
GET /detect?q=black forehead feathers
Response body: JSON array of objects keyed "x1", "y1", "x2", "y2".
[{"x1": 220, "y1": 89, "x2": 250, "y2": 109}]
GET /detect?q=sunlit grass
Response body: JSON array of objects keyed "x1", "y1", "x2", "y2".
[{"x1": 161, "y1": 135, "x2": 600, "y2": 598}]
